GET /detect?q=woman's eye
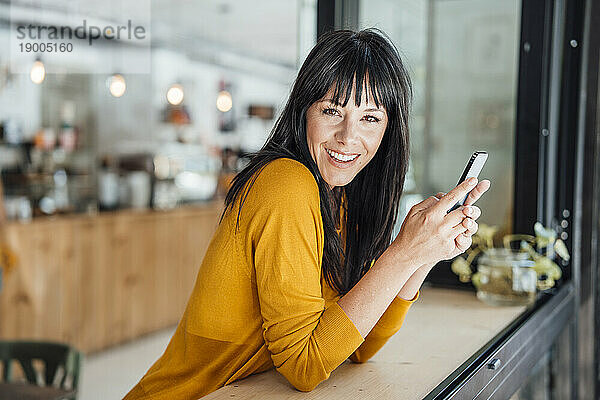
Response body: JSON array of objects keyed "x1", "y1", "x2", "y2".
[
  {"x1": 363, "y1": 115, "x2": 381, "y2": 123},
  {"x1": 323, "y1": 108, "x2": 340, "y2": 116}
]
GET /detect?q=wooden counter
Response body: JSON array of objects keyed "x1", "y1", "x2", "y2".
[
  {"x1": 0, "y1": 201, "x2": 224, "y2": 353},
  {"x1": 204, "y1": 287, "x2": 527, "y2": 400}
]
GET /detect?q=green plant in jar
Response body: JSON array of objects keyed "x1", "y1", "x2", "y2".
[{"x1": 451, "y1": 222, "x2": 570, "y2": 300}]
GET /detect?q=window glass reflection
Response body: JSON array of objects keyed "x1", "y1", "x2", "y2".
[{"x1": 360, "y1": 0, "x2": 521, "y2": 236}]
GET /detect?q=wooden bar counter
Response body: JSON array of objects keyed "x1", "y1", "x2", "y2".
[
  {"x1": 204, "y1": 287, "x2": 527, "y2": 400},
  {"x1": 0, "y1": 201, "x2": 223, "y2": 353}
]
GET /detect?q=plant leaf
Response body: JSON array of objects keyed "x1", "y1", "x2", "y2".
[
  {"x1": 554, "y1": 239, "x2": 571, "y2": 261},
  {"x1": 534, "y1": 222, "x2": 556, "y2": 247},
  {"x1": 451, "y1": 257, "x2": 472, "y2": 282}
]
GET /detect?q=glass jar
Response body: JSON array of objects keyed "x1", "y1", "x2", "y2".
[{"x1": 475, "y1": 248, "x2": 537, "y2": 306}]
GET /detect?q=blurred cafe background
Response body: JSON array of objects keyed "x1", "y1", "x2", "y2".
[{"x1": 0, "y1": 0, "x2": 598, "y2": 399}]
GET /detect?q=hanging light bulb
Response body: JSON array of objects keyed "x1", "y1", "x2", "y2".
[
  {"x1": 166, "y1": 84, "x2": 184, "y2": 105},
  {"x1": 108, "y1": 74, "x2": 126, "y2": 97},
  {"x1": 216, "y1": 90, "x2": 232, "y2": 112},
  {"x1": 30, "y1": 59, "x2": 45, "y2": 84}
]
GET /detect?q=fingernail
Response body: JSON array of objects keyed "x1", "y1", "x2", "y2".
[
  {"x1": 465, "y1": 207, "x2": 473, "y2": 216},
  {"x1": 467, "y1": 177, "x2": 477, "y2": 185}
]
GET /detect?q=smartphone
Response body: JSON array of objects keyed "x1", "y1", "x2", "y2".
[{"x1": 448, "y1": 151, "x2": 488, "y2": 213}]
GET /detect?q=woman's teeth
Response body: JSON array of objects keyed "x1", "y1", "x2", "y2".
[{"x1": 326, "y1": 148, "x2": 359, "y2": 162}]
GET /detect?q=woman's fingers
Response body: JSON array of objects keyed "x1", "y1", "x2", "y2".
[
  {"x1": 434, "y1": 178, "x2": 478, "y2": 213},
  {"x1": 461, "y1": 217, "x2": 478, "y2": 235},
  {"x1": 450, "y1": 222, "x2": 469, "y2": 238},
  {"x1": 413, "y1": 195, "x2": 440, "y2": 212},
  {"x1": 462, "y1": 205, "x2": 481, "y2": 220},
  {"x1": 463, "y1": 180, "x2": 491, "y2": 206},
  {"x1": 448, "y1": 218, "x2": 478, "y2": 257},
  {"x1": 445, "y1": 207, "x2": 467, "y2": 226},
  {"x1": 415, "y1": 192, "x2": 447, "y2": 211},
  {"x1": 400, "y1": 183, "x2": 485, "y2": 263},
  {"x1": 455, "y1": 233, "x2": 473, "y2": 253}
]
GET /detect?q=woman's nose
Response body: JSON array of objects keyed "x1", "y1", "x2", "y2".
[{"x1": 335, "y1": 118, "x2": 359, "y2": 145}]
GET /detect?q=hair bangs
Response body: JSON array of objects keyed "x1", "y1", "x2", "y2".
[{"x1": 326, "y1": 48, "x2": 398, "y2": 116}]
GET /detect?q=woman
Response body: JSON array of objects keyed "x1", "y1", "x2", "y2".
[{"x1": 124, "y1": 28, "x2": 490, "y2": 399}]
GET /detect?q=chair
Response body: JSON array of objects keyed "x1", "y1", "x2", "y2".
[{"x1": 0, "y1": 340, "x2": 82, "y2": 399}]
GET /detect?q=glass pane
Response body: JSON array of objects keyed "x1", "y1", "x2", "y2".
[{"x1": 359, "y1": 0, "x2": 521, "y2": 237}]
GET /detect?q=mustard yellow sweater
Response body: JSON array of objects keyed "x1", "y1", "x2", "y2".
[{"x1": 123, "y1": 157, "x2": 418, "y2": 399}]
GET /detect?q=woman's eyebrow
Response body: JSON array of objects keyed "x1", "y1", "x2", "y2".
[
  {"x1": 363, "y1": 107, "x2": 385, "y2": 113},
  {"x1": 320, "y1": 99, "x2": 385, "y2": 112}
]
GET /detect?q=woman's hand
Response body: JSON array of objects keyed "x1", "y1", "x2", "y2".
[
  {"x1": 391, "y1": 178, "x2": 490, "y2": 267},
  {"x1": 444, "y1": 178, "x2": 490, "y2": 251},
  {"x1": 338, "y1": 178, "x2": 490, "y2": 338},
  {"x1": 429, "y1": 179, "x2": 491, "y2": 254}
]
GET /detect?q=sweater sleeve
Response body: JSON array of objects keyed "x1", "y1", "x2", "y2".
[
  {"x1": 349, "y1": 290, "x2": 419, "y2": 363},
  {"x1": 245, "y1": 158, "x2": 364, "y2": 392}
]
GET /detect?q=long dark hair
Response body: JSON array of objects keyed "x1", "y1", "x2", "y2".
[{"x1": 221, "y1": 28, "x2": 413, "y2": 295}]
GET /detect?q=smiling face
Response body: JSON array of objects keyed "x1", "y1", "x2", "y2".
[{"x1": 306, "y1": 83, "x2": 388, "y2": 190}]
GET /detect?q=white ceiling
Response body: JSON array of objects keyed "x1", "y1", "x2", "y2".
[
  {"x1": 151, "y1": 0, "x2": 299, "y2": 66},
  {"x1": 5, "y1": 0, "x2": 301, "y2": 66}
]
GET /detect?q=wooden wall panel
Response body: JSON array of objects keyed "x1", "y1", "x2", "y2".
[{"x1": 0, "y1": 201, "x2": 223, "y2": 353}]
